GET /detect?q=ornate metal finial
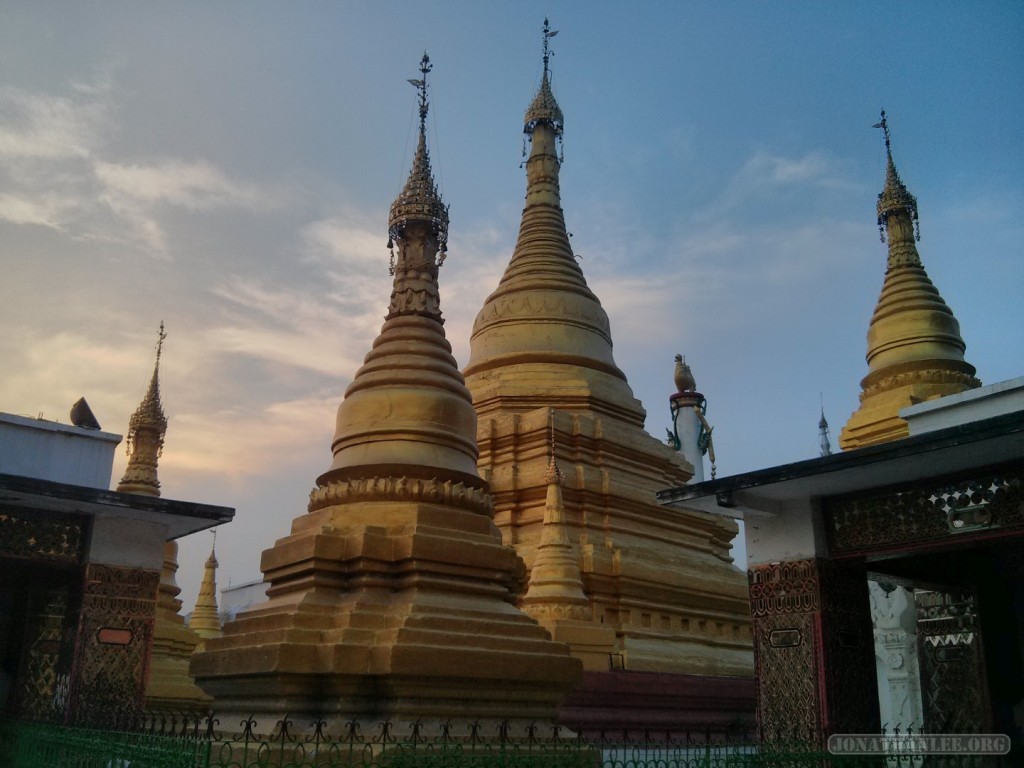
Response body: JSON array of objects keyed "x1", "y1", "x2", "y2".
[
  {"x1": 542, "y1": 18, "x2": 558, "y2": 77},
  {"x1": 388, "y1": 52, "x2": 449, "y2": 270},
  {"x1": 408, "y1": 52, "x2": 432, "y2": 135},
  {"x1": 874, "y1": 109, "x2": 920, "y2": 244},
  {"x1": 525, "y1": 19, "x2": 564, "y2": 138},
  {"x1": 875, "y1": 109, "x2": 892, "y2": 155},
  {"x1": 126, "y1": 322, "x2": 169, "y2": 454},
  {"x1": 155, "y1": 320, "x2": 167, "y2": 367}
]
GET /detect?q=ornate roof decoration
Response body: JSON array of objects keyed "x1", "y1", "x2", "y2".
[
  {"x1": 673, "y1": 354, "x2": 696, "y2": 394},
  {"x1": 524, "y1": 18, "x2": 563, "y2": 137},
  {"x1": 874, "y1": 110, "x2": 920, "y2": 244},
  {"x1": 126, "y1": 322, "x2": 168, "y2": 458},
  {"x1": 388, "y1": 52, "x2": 449, "y2": 266}
]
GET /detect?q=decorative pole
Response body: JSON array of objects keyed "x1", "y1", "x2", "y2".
[{"x1": 668, "y1": 354, "x2": 713, "y2": 482}]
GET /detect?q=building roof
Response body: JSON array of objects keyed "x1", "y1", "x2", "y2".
[
  {"x1": 657, "y1": 410, "x2": 1024, "y2": 520},
  {"x1": 0, "y1": 471, "x2": 234, "y2": 538}
]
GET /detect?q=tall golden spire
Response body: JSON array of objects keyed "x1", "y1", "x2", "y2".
[
  {"x1": 189, "y1": 534, "x2": 222, "y2": 642},
  {"x1": 313, "y1": 52, "x2": 485, "y2": 494},
  {"x1": 464, "y1": 21, "x2": 646, "y2": 427},
  {"x1": 840, "y1": 112, "x2": 980, "y2": 449},
  {"x1": 461, "y1": 25, "x2": 750, "y2": 678},
  {"x1": 117, "y1": 323, "x2": 168, "y2": 496}
]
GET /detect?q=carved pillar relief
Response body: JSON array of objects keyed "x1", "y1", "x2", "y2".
[{"x1": 869, "y1": 579, "x2": 924, "y2": 731}]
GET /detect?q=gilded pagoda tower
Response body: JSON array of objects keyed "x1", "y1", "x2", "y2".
[
  {"x1": 191, "y1": 55, "x2": 580, "y2": 723},
  {"x1": 188, "y1": 540, "x2": 223, "y2": 644},
  {"x1": 462, "y1": 23, "x2": 751, "y2": 677},
  {"x1": 840, "y1": 112, "x2": 980, "y2": 449},
  {"x1": 116, "y1": 324, "x2": 211, "y2": 712}
]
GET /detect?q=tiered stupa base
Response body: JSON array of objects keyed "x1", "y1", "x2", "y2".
[
  {"x1": 840, "y1": 363, "x2": 980, "y2": 449},
  {"x1": 191, "y1": 499, "x2": 581, "y2": 726},
  {"x1": 476, "y1": 407, "x2": 753, "y2": 678}
]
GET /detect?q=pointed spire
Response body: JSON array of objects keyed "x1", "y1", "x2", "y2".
[
  {"x1": 522, "y1": 410, "x2": 590, "y2": 621},
  {"x1": 465, "y1": 23, "x2": 645, "y2": 428},
  {"x1": 117, "y1": 322, "x2": 169, "y2": 496},
  {"x1": 315, "y1": 54, "x2": 486, "y2": 498},
  {"x1": 839, "y1": 113, "x2": 979, "y2": 449},
  {"x1": 189, "y1": 532, "x2": 222, "y2": 641},
  {"x1": 525, "y1": 19, "x2": 564, "y2": 138},
  {"x1": 874, "y1": 110, "x2": 921, "y2": 266},
  {"x1": 818, "y1": 399, "x2": 832, "y2": 457},
  {"x1": 145, "y1": 539, "x2": 212, "y2": 712},
  {"x1": 387, "y1": 51, "x2": 448, "y2": 313}
]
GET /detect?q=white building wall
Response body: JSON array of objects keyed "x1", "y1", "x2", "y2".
[
  {"x1": 0, "y1": 412, "x2": 122, "y2": 489},
  {"x1": 901, "y1": 376, "x2": 1024, "y2": 436},
  {"x1": 0, "y1": 411, "x2": 121, "y2": 489}
]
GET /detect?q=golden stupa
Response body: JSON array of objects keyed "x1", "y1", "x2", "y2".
[
  {"x1": 191, "y1": 55, "x2": 580, "y2": 724},
  {"x1": 462, "y1": 22, "x2": 751, "y2": 676},
  {"x1": 188, "y1": 540, "x2": 223, "y2": 644},
  {"x1": 840, "y1": 112, "x2": 980, "y2": 449},
  {"x1": 116, "y1": 325, "x2": 211, "y2": 713}
]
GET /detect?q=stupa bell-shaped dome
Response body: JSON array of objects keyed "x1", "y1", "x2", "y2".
[
  {"x1": 840, "y1": 112, "x2": 979, "y2": 449},
  {"x1": 464, "y1": 28, "x2": 645, "y2": 426},
  {"x1": 316, "y1": 53, "x2": 483, "y2": 494}
]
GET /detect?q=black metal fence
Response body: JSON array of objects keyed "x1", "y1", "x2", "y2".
[{"x1": 1, "y1": 714, "x2": 1017, "y2": 768}]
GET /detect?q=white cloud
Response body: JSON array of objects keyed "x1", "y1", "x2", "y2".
[
  {"x1": 0, "y1": 192, "x2": 78, "y2": 229},
  {"x1": 0, "y1": 85, "x2": 108, "y2": 160},
  {"x1": 158, "y1": 393, "x2": 339, "y2": 479},
  {"x1": 94, "y1": 159, "x2": 274, "y2": 211}
]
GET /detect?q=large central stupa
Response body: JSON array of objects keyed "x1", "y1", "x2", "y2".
[
  {"x1": 462, "y1": 22, "x2": 752, "y2": 679},
  {"x1": 191, "y1": 55, "x2": 580, "y2": 723}
]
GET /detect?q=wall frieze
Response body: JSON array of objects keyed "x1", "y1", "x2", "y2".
[
  {"x1": 309, "y1": 474, "x2": 493, "y2": 516},
  {"x1": 859, "y1": 368, "x2": 980, "y2": 401},
  {"x1": 826, "y1": 466, "x2": 1024, "y2": 554}
]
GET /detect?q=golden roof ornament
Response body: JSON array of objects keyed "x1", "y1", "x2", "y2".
[
  {"x1": 874, "y1": 110, "x2": 920, "y2": 248},
  {"x1": 673, "y1": 353, "x2": 696, "y2": 393},
  {"x1": 525, "y1": 19, "x2": 564, "y2": 138},
  {"x1": 128, "y1": 322, "x2": 168, "y2": 451},
  {"x1": 388, "y1": 52, "x2": 448, "y2": 274},
  {"x1": 117, "y1": 322, "x2": 168, "y2": 496}
]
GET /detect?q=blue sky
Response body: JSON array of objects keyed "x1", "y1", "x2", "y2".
[{"x1": 1, "y1": 2, "x2": 1021, "y2": 607}]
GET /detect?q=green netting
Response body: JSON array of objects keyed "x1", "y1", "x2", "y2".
[{"x1": 0, "y1": 720, "x2": 210, "y2": 768}]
